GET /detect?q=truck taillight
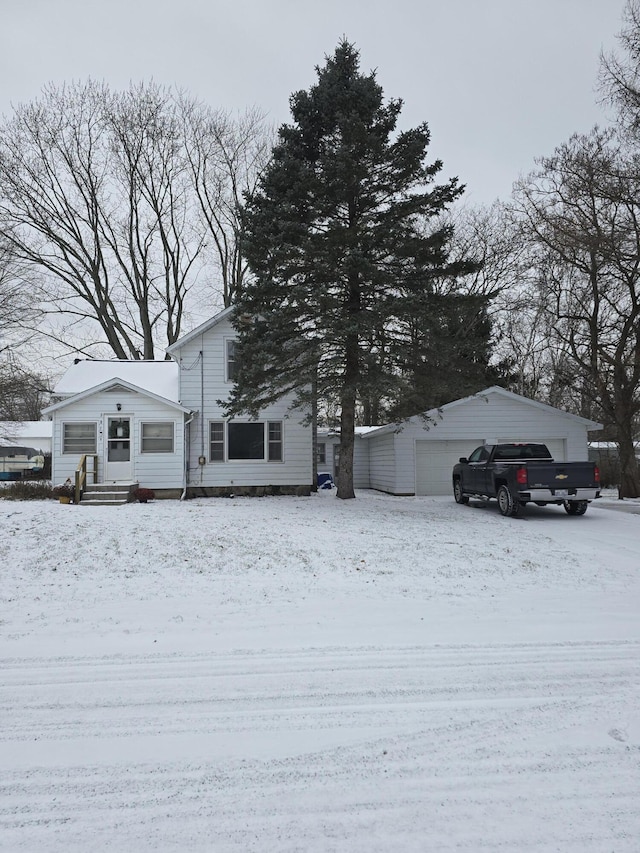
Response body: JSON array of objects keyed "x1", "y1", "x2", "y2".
[
  {"x1": 595, "y1": 465, "x2": 600, "y2": 484},
  {"x1": 516, "y1": 466, "x2": 528, "y2": 486}
]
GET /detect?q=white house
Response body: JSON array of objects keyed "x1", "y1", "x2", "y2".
[
  {"x1": 166, "y1": 306, "x2": 312, "y2": 496},
  {"x1": 42, "y1": 306, "x2": 601, "y2": 501},
  {"x1": 43, "y1": 361, "x2": 191, "y2": 495},
  {"x1": 44, "y1": 307, "x2": 314, "y2": 498},
  {"x1": 362, "y1": 386, "x2": 602, "y2": 496}
]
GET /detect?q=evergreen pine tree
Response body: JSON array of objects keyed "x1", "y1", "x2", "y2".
[{"x1": 226, "y1": 41, "x2": 481, "y2": 499}]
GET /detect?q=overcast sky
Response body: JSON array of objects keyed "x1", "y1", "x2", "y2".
[{"x1": 0, "y1": 0, "x2": 626, "y2": 205}]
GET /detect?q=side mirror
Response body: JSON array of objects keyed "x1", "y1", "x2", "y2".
[{"x1": 459, "y1": 457, "x2": 468, "y2": 464}]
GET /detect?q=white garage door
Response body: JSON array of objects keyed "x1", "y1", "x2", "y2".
[
  {"x1": 416, "y1": 437, "x2": 568, "y2": 496},
  {"x1": 415, "y1": 439, "x2": 483, "y2": 496}
]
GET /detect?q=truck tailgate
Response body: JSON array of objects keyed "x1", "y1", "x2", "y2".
[{"x1": 523, "y1": 461, "x2": 598, "y2": 489}]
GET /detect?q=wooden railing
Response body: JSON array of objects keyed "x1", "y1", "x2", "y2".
[{"x1": 75, "y1": 454, "x2": 98, "y2": 504}]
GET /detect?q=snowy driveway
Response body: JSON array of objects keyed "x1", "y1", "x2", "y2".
[{"x1": 1, "y1": 492, "x2": 639, "y2": 851}]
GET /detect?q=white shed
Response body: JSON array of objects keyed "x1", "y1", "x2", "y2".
[{"x1": 364, "y1": 386, "x2": 603, "y2": 496}]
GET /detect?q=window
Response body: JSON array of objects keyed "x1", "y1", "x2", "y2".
[
  {"x1": 210, "y1": 422, "x2": 224, "y2": 462},
  {"x1": 317, "y1": 442, "x2": 326, "y2": 465},
  {"x1": 468, "y1": 446, "x2": 490, "y2": 463},
  {"x1": 226, "y1": 339, "x2": 236, "y2": 382},
  {"x1": 141, "y1": 422, "x2": 174, "y2": 453},
  {"x1": 208, "y1": 421, "x2": 283, "y2": 462},
  {"x1": 229, "y1": 422, "x2": 264, "y2": 459},
  {"x1": 268, "y1": 422, "x2": 282, "y2": 461},
  {"x1": 63, "y1": 422, "x2": 97, "y2": 454}
]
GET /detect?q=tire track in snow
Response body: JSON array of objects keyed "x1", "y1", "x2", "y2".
[{"x1": 1, "y1": 640, "x2": 639, "y2": 851}]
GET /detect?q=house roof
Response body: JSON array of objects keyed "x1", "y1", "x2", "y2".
[
  {"x1": 166, "y1": 305, "x2": 235, "y2": 355},
  {"x1": 361, "y1": 386, "x2": 603, "y2": 438},
  {"x1": 318, "y1": 426, "x2": 380, "y2": 438},
  {"x1": 52, "y1": 359, "x2": 180, "y2": 402},
  {"x1": 42, "y1": 376, "x2": 191, "y2": 416},
  {"x1": 0, "y1": 421, "x2": 53, "y2": 441}
]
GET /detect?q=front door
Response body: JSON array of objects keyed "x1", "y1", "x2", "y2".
[{"x1": 105, "y1": 416, "x2": 132, "y2": 482}]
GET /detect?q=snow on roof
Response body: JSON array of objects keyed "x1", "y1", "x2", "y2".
[
  {"x1": 0, "y1": 421, "x2": 52, "y2": 440},
  {"x1": 53, "y1": 360, "x2": 179, "y2": 403},
  {"x1": 318, "y1": 426, "x2": 381, "y2": 438}
]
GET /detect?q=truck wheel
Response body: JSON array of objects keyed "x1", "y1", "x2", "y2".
[
  {"x1": 453, "y1": 479, "x2": 469, "y2": 504},
  {"x1": 564, "y1": 500, "x2": 588, "y2": 515},
  {"x1": 497, "y1": 485, "x2": 520, "y2": 517}
]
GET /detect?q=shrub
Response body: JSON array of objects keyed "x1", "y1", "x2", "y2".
[
  {"x1": 1, "y1": 480, "x2": 55, "y2": 501},
  {"x1": 133, "y1": 486, "x2": 155, "y2": 503}
]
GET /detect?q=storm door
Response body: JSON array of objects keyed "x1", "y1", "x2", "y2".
[{"x1": 105, "y1": 416, "x2": 132, "y2": 481}]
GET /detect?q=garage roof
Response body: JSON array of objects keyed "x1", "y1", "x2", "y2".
[{"x1": 362, "y1": 386, "x2": 603, "y2": 438}]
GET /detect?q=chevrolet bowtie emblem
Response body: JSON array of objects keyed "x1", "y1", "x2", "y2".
[{"x1": 555, "y1": 473, "x2": 568, "y2": 480}]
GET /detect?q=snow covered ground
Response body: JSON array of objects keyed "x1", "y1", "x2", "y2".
[{"x1": 1, "y1": 489, "x2": 639, "y2": 851}]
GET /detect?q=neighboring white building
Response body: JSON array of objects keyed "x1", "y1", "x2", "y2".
[
  {"x1": 0, "y1": 421, "x2": 52, "y2": 454},
  {"x1": 316, "y1": 427, "x2": 377, "y2": 488},
  {"x1": 0, "y1": 421, "x2": 53, "y2": 479}
]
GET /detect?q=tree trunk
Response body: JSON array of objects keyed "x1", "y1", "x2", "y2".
[
  {"x1": 617, "y1": 428, "x2": 640, "y2": 498},
  {"x1": 336, "y1": 392, "x2": 356, "y2": 499}
]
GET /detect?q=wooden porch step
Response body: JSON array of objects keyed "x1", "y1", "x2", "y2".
[{"x1": 80, "y1": 483, "x2": 138, "y2": 506}]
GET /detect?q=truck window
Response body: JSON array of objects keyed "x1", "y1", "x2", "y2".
[{"x1": 468, "y1": 446, "x2": 490, "y2": 463}]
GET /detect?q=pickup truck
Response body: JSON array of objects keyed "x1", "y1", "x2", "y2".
[{"x1": 452, "y1": 443, "x2": 600, "y2": 517}]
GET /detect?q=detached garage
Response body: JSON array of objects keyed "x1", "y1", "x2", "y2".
[{"x1": 364, "y1": 386, "x2": 602, "y2": 496}]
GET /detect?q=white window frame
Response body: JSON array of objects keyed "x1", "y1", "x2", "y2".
[
  {"x1": 317, "y1": 442, "x2": 326, "y2": 465},
  {"x1": 62, "y1": 422, "x2": 97, "y2": 454},
  {"x1": 208, "y1": 420, "x2": 284, "y2": 463},
  {"x1": 140, "y1": 421, "x2": 174, "y2": 454},
  {"x1": 209, "y1": 421, "x2": 225, "y2": 462},
  {"x1": 225, "y1": 338, "x2": 236, "y2": 383}
]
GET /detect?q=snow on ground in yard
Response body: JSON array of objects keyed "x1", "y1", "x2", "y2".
[{"x1": 1, "y1": 490, "x2": 639, "y2": 851}]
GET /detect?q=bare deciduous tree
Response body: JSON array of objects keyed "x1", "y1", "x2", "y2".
[
  {"x1": 180, "y1": 101, "x2": 273, "y2": 307},
  {"x1": 0, "y1": 81, "x2": 271, "y2": 359},
  {"x1": 513, "y1": 128, "x2": 640, "y2": 497}
]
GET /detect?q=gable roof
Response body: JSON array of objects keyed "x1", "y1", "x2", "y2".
[
  {"x1": 166, "y1": 305, "x2": 235, "y2": 355},
  {"x1": 51, "y1": 359, "x2": 180, "y2": 402},
  {"x1": 0, "y1": 421, "x2": 53, "y2": 442},
  {"x1": 362, "y1": 386, "x2": 603, "y2": 438},
  {"x1": 42, "y1": 376, "x2": 191, "y2": 415}
]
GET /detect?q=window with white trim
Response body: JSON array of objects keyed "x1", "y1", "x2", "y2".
[
  {"x1": 268, "y1": 421, "x2": 282, "y2": 461},
  {"x1": 226, "y1": 339, "x2": 236, "y2": 382},
  {"x1": 63, "y1": 422, "x2": 97, "y2": 454},
  {"x1": 141, "y1": 422, "x2": 174, "y2": 453},
  {"x1": 317, "y1": 442, "x2": 326, "y2": 465},
  {"x1": 210, "y1": 422, "x2": 224, "y2": 461},
  {"x1": 208, "y1": 421, "x2": 283, "y2": 462}
]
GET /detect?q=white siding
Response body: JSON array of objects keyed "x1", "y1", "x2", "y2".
[
  {"x1": 353, "y1": 437, "x2": 370, "y2": 488},
  {"x1": 368, "y1": 433, "x2": 397, "y2": 493},
  {"x1": 370, "y1": 391, "x2": 593, "y2": 496},
  {"x1": 50, "y1": 389, "x2": 185, "y2": 488},
  {"x1": 316, "y1": 433, "x2": 370, "y2": 487},
  {"x1": 173, "y1": 315, "x2": 312, "y2": 489}
]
